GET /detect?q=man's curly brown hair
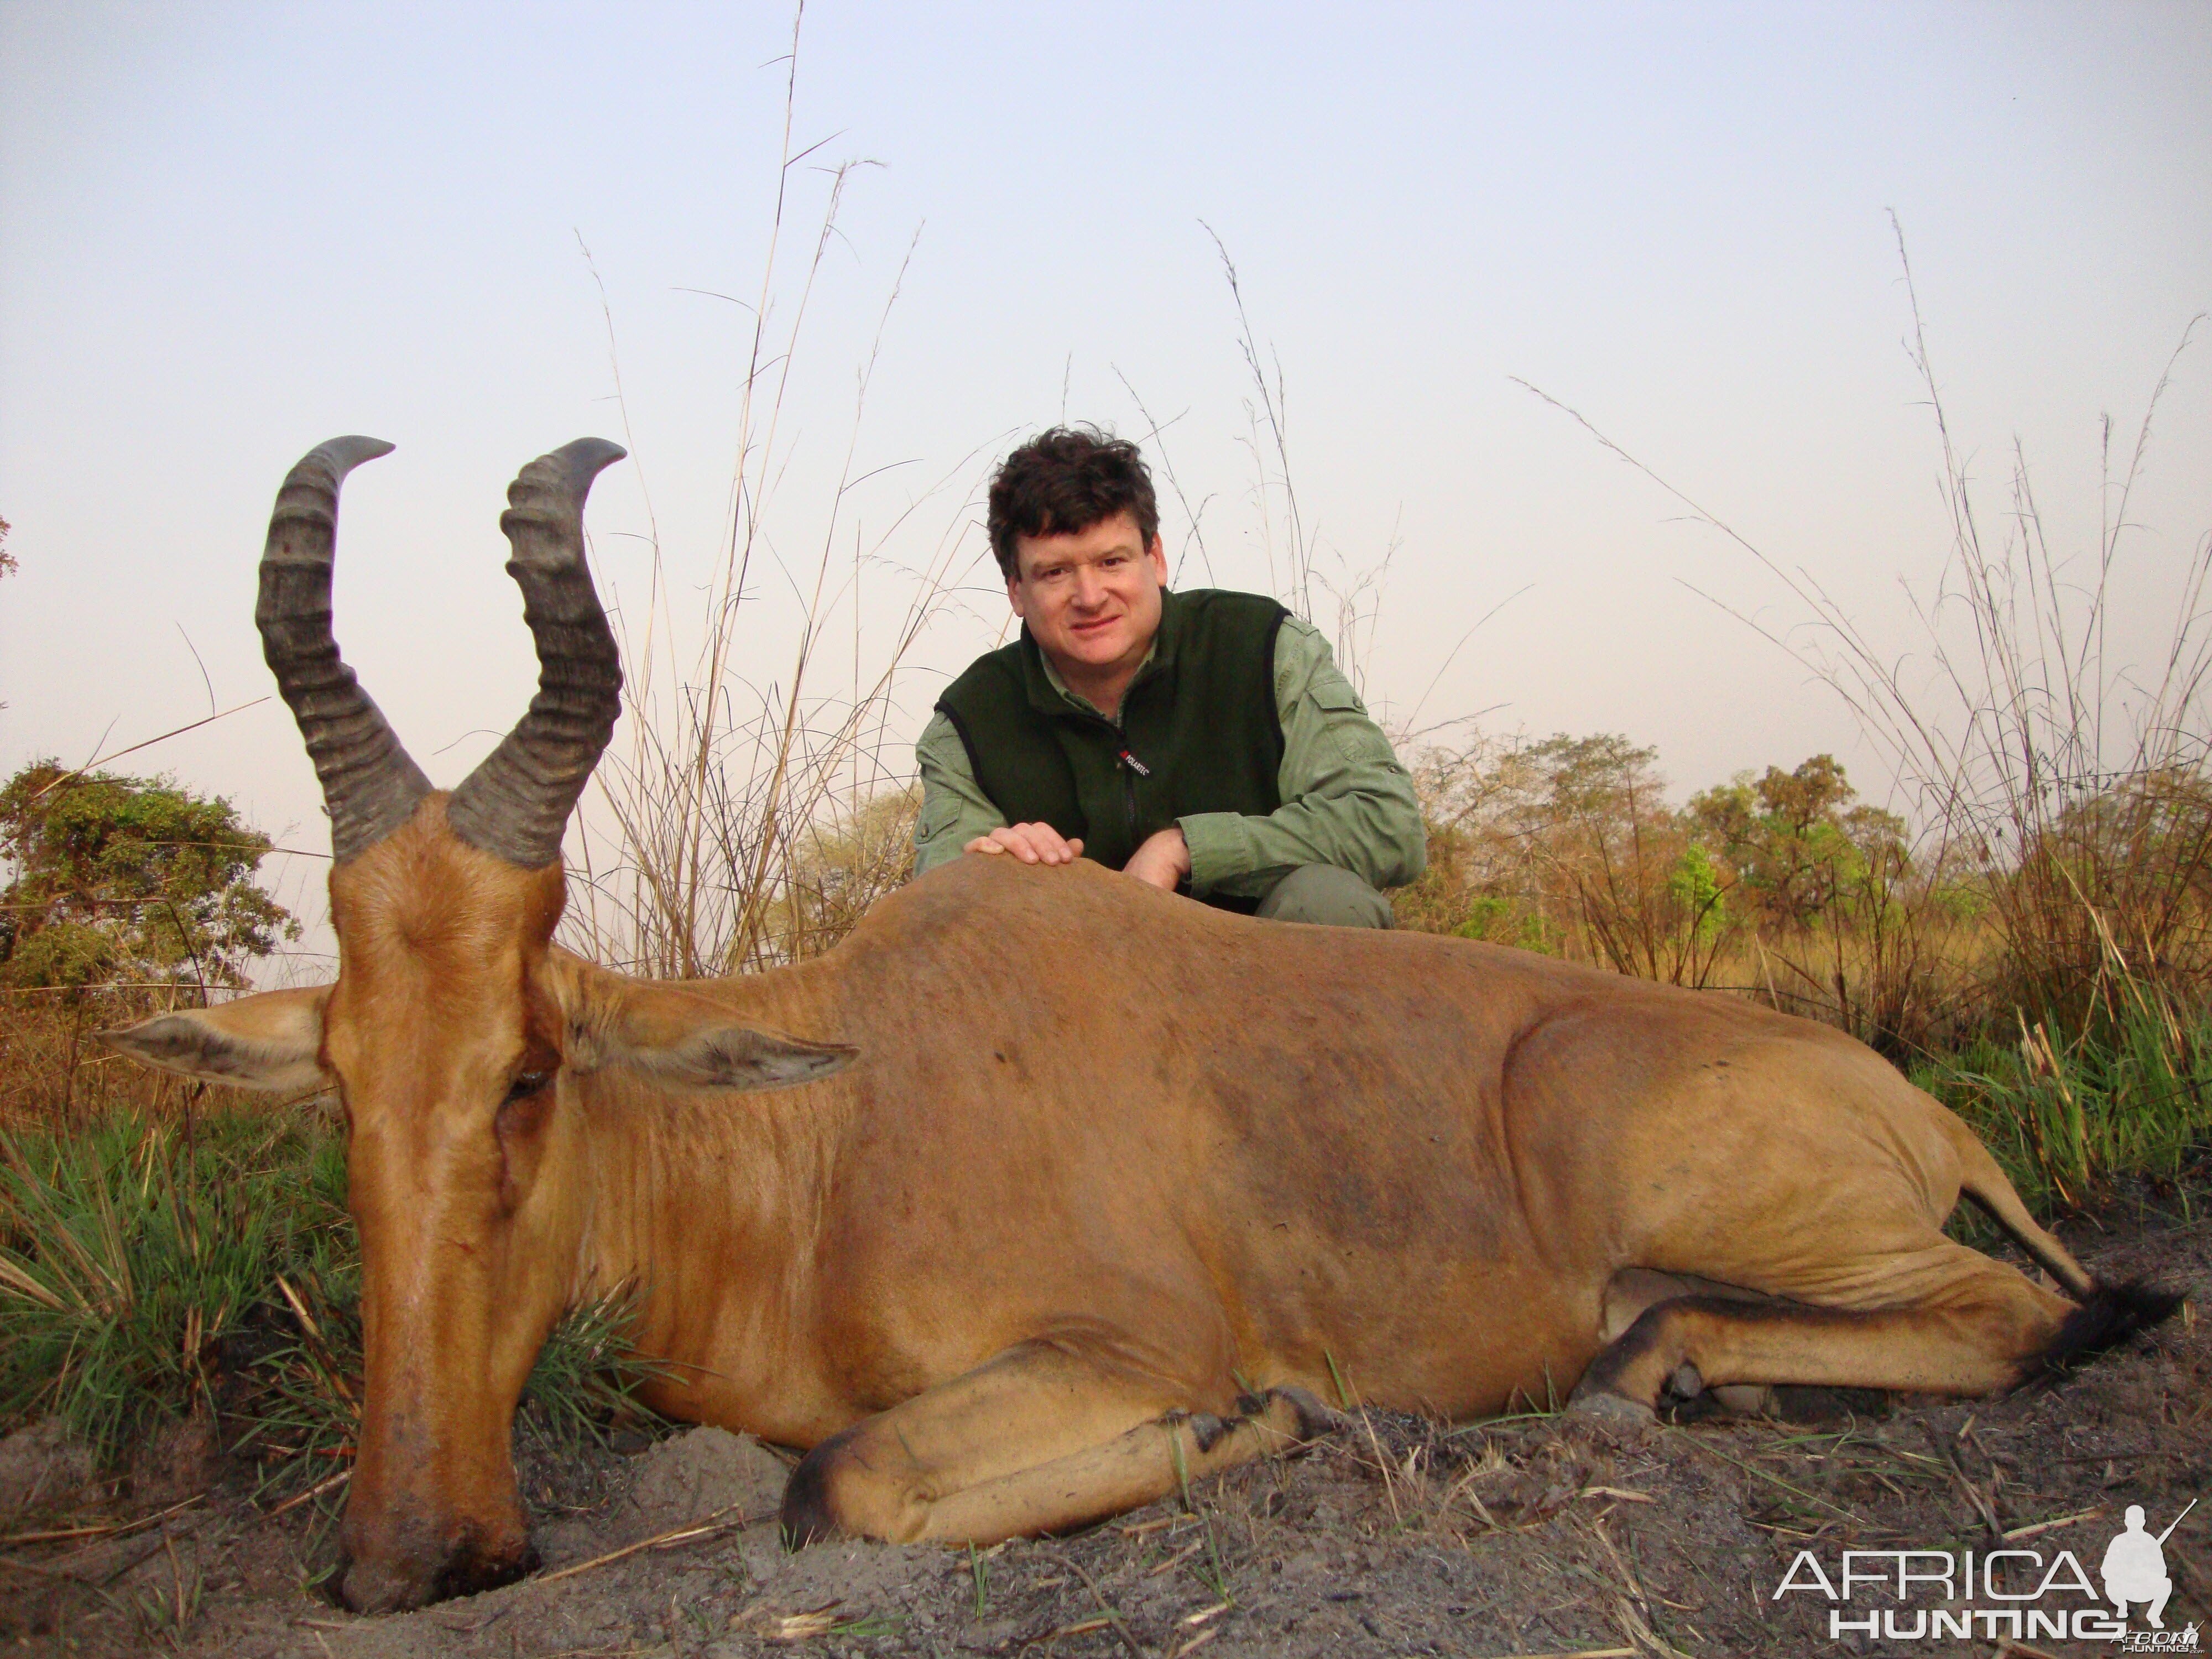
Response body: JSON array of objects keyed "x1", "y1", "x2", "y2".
[{"x1": 987, "y1": 426, "x2": 1160, "y2": 583}]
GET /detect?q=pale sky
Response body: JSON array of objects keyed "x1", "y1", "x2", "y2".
[{"x1": 3, "y1": 2, "x2": 2209, "y2": 967}]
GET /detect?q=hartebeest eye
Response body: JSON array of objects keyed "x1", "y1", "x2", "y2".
[{"x1": 503, "y1": 1071, "x2": 551, "y2": 1105}]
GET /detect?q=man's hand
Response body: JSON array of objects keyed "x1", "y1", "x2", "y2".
[
  {"x1": 964, "y1": 822, "x2": 1084, "y2": 865},
  {"x1": 1123, "y1": 826, "x2": 1191, "y2": 891}
]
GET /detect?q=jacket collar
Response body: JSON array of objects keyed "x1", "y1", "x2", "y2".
[{"x1": 1019, "y1": 588, "x2": 1182, "y2": 722}]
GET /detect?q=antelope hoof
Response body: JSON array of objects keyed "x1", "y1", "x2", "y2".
[
  {"x1": 1564, "y1": 1386, "x2": 1658, "y2": 1429},
  {"x1": 1269, "y1": 1385, "x2": 1344, "y2": 1444},
  {"x1": 1709, "y1": 1383, "x2": 1776, "y2": 1416}
]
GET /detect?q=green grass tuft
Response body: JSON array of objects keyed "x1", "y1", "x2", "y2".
[
  {"x1": 0, "y1": 1104, "x2": 666, "y2": 1488},
  {"x1": 1919, "y1": 998, "x2": 2212, "y2": 1222}
]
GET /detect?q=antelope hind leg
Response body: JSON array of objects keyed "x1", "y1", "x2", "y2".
[
  {"x1": 782, "y1": 1340, "x2": 1336, "y2": 1547},
  {"x1": 1601, "y1": 1269, "x2": 1778, "y2": 1417},
  {"x1": 1567, "y1": 1248, "x2": 2078, "y2": 1422}
]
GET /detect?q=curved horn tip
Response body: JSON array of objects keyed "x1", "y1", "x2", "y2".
[
  {"x1": 556, "y1": 436, "x2": 627, "y2": 466},
  {"x1": 542, "y1": 437, "x2": 628, "y2": 487},
  {"x1": 292, "y1": 435, "x2": 396, "y2": 483}
]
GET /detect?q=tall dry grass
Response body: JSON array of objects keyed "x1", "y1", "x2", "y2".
[
  {"x1": 561, "y1": 19, "x2": 982, "y2": 982},
  {"x1": 1515, "y1": 225, "x2": 2212, "y2": 1054},
  {"x1": 0, "y1": 987, "x2": 276, "y2": 1128},
  {"x1": 1453, "y1": 226, "x2": 2212, "y2": 1202}
]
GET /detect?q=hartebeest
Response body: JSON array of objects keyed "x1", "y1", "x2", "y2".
[{"x1": 111, "y1": 440, "x2": 2175, "y2": 1614}]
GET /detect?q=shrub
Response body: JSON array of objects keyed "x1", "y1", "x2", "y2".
[
  {"x1": 1400, "y1": 732, "x2": 1735, "y2": 987},
  {"x1": 0, "y1": 761, "x2": 297, "y2": 993}
]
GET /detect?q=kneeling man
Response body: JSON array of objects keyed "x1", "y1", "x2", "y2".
[{"x1": 914, "y1": 427, "x2": 1425, "y2": 926}]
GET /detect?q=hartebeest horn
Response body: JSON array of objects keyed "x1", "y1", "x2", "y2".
[
  {"x1": 257, "y1": 437, "x2": 434, "y2": 864},
  {"x1": 445, "y1": 439, "x2": 627, "y2": 869}
]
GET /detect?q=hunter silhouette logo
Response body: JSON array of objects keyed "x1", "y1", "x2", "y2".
[{"x1": 2103, "y1": 1501, "x2": 2191, "y2": 1629}]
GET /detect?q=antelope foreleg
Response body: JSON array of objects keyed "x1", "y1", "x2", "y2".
[{"x1": 780, "y1": 1341, "x2": 1333, "y2": 1546}]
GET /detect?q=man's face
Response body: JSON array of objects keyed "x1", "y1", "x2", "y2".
[{"x1": 1007, "y1": 510, "x2": 1168, "y2": 695}]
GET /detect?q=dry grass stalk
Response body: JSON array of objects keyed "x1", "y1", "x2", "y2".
[
  {"x1": 1516, "y1": 221, "x2": 2212, "y2": 1046},
  {"x1": 1198, "y1": 225, "x2": 1410, "y2": 700},
  {"x1": 0, "y1": 987, "x2": 265, "y2": 1129},
  {"x1": 1051, "y1": 1543, "x2": 1151, "y2": 1659},
  {"x1": 559, "y1": 11, "x2": 983, "y2": 982},
  {"x1": 533, "y1": 1502, "x2": 773, "y2": 1587}
]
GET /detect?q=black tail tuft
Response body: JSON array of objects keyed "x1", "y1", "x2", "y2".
[{"x1": 2033, "y1": 1279, "x2": 2185, "y2": 1384}]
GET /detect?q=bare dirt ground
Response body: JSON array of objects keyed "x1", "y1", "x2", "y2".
[{"x1": 5, "y1": 1187, "x2": 2208, "y2": 1659}]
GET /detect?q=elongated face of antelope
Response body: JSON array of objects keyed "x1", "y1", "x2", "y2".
[{"x1": 134, "y1": 438, "x2": 627, "y2": 1611}]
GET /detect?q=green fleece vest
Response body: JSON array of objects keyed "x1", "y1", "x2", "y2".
[{"x1": 935, "y1": 588, "x2": 1290, "y2": 888}]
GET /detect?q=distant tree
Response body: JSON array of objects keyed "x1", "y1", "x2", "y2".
[
  {"x1": 1510, "y1": 733, "x2": 1740, "y2": 983},
  {"x1": 1401, "y1": 731, "x2": 1735, "y2": 983},
  {"x1": 1687, "y1": 755, "x2": 1907, "y2": 930},
  {"x1": 0, "y1": 761, "x2": 299, "y2": 993}
]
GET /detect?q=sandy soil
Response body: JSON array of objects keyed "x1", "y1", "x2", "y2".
[{"x1": 4, "y1": 1188, "x2": 2206, "y2": 1659}]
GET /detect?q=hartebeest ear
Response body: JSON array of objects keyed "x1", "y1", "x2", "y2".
[
  {"x1": 583, "y1": 980, "x2": 857, "y2": 1093},
  {"x1": 102, "y1": 986, "x2": 333, "y2": 1093},
  {"x1": 627, "y1": 1025, "x2": 859, "y2": 1092}
]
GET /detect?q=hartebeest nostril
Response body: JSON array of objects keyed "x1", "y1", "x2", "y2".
[{"x1": 336, "y1": 1545, "x2": 533, "y2": 1615}]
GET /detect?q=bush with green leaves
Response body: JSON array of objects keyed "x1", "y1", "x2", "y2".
[
  {"x1": 0, "y1": 761, "x2": 298, "y2": 992},
  {"x1": 1401, "y1": 731, "x2": 1736, "y2": 985},
  {"x1": 1686, "y1": 754, "x2": 1910, "y2": 933}
]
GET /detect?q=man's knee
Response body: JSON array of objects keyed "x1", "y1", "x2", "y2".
[{"x1": 1255, "y1": 864, "x2": 1395, "y2": 929}]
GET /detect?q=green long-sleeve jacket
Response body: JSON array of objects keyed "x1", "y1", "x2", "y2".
[{"x1": 912, "y1": 612, "x2": 1427, "y2": 901}]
